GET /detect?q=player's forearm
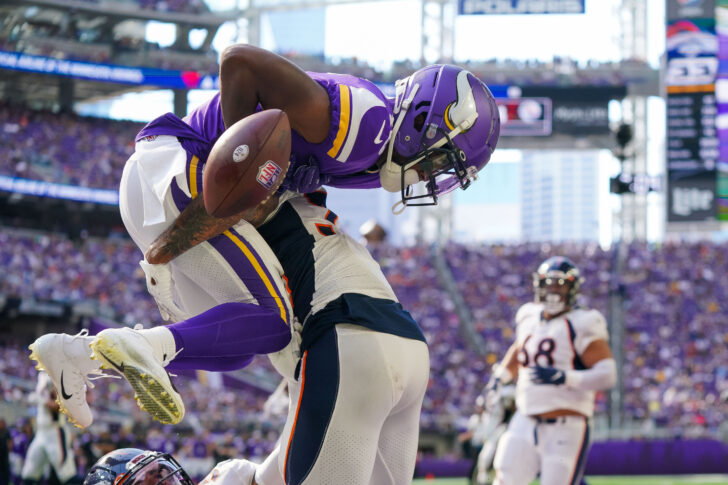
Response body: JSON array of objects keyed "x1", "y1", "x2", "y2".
[
  {"x1": 499, "y1": 343, "x2": 519, "y2": 382},
  {"x1": 219, "y1": 44, "x2": 329, "y2": 142},
  {"x1": 565, "y1": 358, "x2": 616, "y2": 391},
  {"x1": 145, "y1": 197, "x2": 241, "y2": 264},
  {"x1": 146, "y1": 195, "x2": 280, "y2": 264}
]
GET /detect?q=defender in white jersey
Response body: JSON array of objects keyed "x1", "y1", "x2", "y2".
[
  {"x1": 490, "y1": 257, "x2": 616, "y2": 485},
  {"x1": 248, "y1": 190, "x2": 430, "y2": 485},
  {"x1": 29, "y1": 133, "x2": 429, "y2": 484},
  {"x1": 20, "y1": 373, "x2": 77, "y2": 485}
]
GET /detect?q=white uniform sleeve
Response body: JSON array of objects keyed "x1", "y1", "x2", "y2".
[
  {"x1": 513, "y1": 302, "x2": 539, "y2": 341},
  {"x1": 199, "y1": 459, "x2": 256, "y2": 485},
  {"x1": 572, "y1": 309, "x2": 609, "y2": 355},
  {"x1": 134, "y1": 137, "x2": 189, "y2": 227}
]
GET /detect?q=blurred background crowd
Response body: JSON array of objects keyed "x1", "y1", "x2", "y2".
[{"x1": 2, "y1": 234, "x2": 728, "y2": 482}]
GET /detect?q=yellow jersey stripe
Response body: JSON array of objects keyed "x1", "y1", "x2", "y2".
[
  {"x1": 222, "y1": 229, "x2": 288, "y2": 323},
  {"x1": 326, "y1": 85, "x2": 351, "y2": 158},
  {"x1": 189, "y1": 155, "x2": 200, "y2": 199}
]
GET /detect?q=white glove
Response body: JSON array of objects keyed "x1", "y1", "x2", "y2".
[{"x1": 139, "y1": 259, "x2": 188, "y2": 322}]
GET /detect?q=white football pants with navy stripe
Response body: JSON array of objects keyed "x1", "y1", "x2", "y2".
[
  {"x1": 493, "y1": 411, "x2": 591, "y2": 485},
  {"x1": 256, "y1": 324, "x2": 429, "y2": 485}
]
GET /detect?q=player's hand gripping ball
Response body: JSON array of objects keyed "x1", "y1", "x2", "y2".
[{"x1": 203, "y1": 109, "x2": 291, "y2": 218}]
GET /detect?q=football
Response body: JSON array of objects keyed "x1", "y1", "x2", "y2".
[{"x1": 203, "y1": 109, "x2": 291, "y2": 218}]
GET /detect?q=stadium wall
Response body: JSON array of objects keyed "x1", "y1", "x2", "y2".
[{"x1": 414, "y1": 439, "x2": 728, "y2": 478}]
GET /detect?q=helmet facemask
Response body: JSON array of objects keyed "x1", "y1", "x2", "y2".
[
  {"x1": 397, "y1": 124, "x2": 478, "y2": 207},
  {"x1": 533, "y1": 258, "x2": 582, "y2": 317},
  {"x1": 113, "y1": 453, "x2": 193, "y2": 485},
  {"x1": 534, "y1": 274, "x2": 574, "y2": 316},
  {"x1": 381, "y1": 65, "x2": 491, "y2": 213}
]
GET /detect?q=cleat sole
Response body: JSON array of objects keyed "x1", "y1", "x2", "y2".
[{"x1": 90, "y1": 336, "x2": 184, "y2": 425}]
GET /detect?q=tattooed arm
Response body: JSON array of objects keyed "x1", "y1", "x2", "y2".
[{"x1": 145, "y1": 194, "x2": 280, "y2": 264}]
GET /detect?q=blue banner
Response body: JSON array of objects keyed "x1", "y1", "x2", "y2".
[
  {"x1": 458, "y1": 0, "x2": 585, "y2": 15},
  {"x1": 0, "y1": 50, "x2": 219, "y2": 90},
  {"x1": 0, "y1": 175, "x2": 118, "y2": 205}
]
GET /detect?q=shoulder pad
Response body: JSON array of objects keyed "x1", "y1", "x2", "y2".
[{"x1": 515, "y1": 302, "x2": 540, "y2": 325}]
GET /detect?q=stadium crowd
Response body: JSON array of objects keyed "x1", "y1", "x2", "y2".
[
  {"x1": 0, "y1": 103, "x2": 141, "y2": 190},
  {"x1": 2, "y1": 228, "x2": 728, "y2": 436}
]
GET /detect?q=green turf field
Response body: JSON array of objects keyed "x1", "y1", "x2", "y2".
[{"x1": 412, "y1": 476, "x2": 728, "y2": 485}]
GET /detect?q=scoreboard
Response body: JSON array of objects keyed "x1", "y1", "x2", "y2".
[
  {"x1": 667, "y1": 90, "x2": 718, "y2": 173},
  {"x1": 666, "y1": 1, "x2": 719, "y2": 222}
]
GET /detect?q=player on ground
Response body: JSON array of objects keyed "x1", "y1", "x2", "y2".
[
  {"x1": 489, "y1": 257, "x2": 616, "y2": 485},
  {"x1": 20, "y1": 372, "x2": 77, "y2": 485},
  {"x1": 83, "y1": 448, "x2": 262, "y2": 485}
]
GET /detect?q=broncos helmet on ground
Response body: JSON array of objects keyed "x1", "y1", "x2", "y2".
[
  {"x1": 84, "y1": 449, "x2": 193, "y2": 485},
  {"x1": 380, "y1": 64, "x2": 500, "y2": 208},
  {"x1": 533, "y1": 256, "x2": 583, "y2": 316}
]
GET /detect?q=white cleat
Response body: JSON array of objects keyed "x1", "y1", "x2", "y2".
[
  {"x1": 90, "y1": 326, "x2": 184, "y2": 425},
  {"x1": 28, "y1": 330, "x2": 108, "y2": 428}
]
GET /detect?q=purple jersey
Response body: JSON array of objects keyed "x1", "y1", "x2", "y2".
[
  {"x1": 291, "y1": 73, "x2": 391, "y2": 189},
  {"x1": 135, "y1": 72, "x2": 391, "y2": 189},
  {"x1": 11, "y1": 430, "x2": 29, "y2": 456}
]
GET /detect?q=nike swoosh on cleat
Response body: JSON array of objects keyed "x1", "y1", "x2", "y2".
[
  {"x1": 99, "y1": 350, "x2": 125, "y2": 374},
  {"x1": 60, "y1": 371, "x2": 73, "y2": 400}
]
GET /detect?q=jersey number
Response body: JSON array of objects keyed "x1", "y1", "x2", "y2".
[{"x1": 518, "y1": 337, "x2": 556, "y2": 367}]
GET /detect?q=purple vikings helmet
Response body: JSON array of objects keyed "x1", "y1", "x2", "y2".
[
  {"x1": 380, "y1": 64, "x2": 500, "y2": 208},
  {"x1": 84, "y1": 449, "x2": 194, "y2": 485}
]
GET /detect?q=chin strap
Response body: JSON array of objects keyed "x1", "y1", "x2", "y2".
[
  {"x1": 381, "y1": 81, "x2": 420, "y2": 193},
  {"x1": 381, "y1": 108, "x2": 479, "y2": 195},
  {"x1": 391, "y1": 199, "x2": 407, "y2": 215}
]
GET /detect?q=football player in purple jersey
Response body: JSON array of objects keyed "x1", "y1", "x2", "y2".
[
  {"x1": 128, "y1": 45, "x2": 498, "y2": 484},
  {"x1": 27, "y1": 45, "x2": 500, "y2": 485},
  {"x1": 141, "y1": 43, "x2": 500, "y2": 265}
]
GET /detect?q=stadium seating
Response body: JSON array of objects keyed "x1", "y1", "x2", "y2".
[
  {"x1": 3, "y1": 231, "x2": 728, "y2": 435},
  {"x1": 0, "y1": 103, "x2": 141, "y2": 189}
]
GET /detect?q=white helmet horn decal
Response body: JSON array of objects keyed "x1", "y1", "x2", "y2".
[{"x1": 444, "y1": 70, "x2": 478, "y2": 132}]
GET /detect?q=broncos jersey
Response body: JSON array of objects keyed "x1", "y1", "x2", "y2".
[
  {"x1": 135, "y1": 72, "x2": 391, "y2": 189},
  {"x1": 257, "y1": 190, "x2": 425, "y2": 352},
  {"x1": 513, "y1": 302, "x2": 608, "y2": 418}
]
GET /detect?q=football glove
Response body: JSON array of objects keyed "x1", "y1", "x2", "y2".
[
  {"x1": 279, "y1": 156, "x2": 331, "y2": 194},
  {"x1": 530, "y1": 366, "x2": 566, "y2": 386}
]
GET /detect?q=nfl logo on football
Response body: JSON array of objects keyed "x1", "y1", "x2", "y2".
[{"x1": 256, "y1": 160, "x2": 282, "y2": 189}]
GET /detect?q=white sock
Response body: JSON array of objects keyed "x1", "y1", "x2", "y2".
[{"x1": 138, "y1": 326, "x2": 177, "y2": 365}]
